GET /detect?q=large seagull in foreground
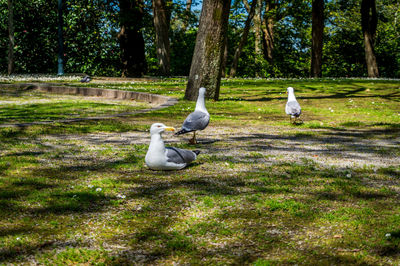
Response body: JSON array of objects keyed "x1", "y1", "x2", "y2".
[{"x1": 145, "y1": 123, "x2": 200, "y2": 170}]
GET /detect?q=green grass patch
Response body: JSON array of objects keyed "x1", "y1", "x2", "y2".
[{"x1": 0, "y1": 78, "x2": 399, "y2": 264}]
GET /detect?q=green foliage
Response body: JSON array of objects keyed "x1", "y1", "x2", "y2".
[
  {"x1": 0, "y1": 0, "x2": 398, "y2": 77},
  {"x1": 63, "y1": 0, "x2": 121, "y2": 76}
]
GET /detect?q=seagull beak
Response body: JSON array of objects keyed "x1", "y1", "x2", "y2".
[{"x1": 164, "y1": 127, "x2": 175, "y2": 132}]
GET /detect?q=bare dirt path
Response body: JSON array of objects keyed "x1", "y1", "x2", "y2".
[{"x1": 43, "y1": 124, "x2": 400, "y2": 169}]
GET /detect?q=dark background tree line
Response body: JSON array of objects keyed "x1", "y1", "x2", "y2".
[{"x1": 0, "y1": 0, "x2": 399, "y2": 79}]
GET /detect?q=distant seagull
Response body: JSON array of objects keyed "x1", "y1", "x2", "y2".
[
  {"x1": 175, "y1": 87, "x2": 210, "y2": 144},
  {"x1": 285, "y1": 87, "x2": 302, "y2": 123},
  {"x1": 80, "y1": 75, "x2": 91, "y2": 83},
  {"x1": 145, "y1": 123, "x2": 200, "y2": 170}
]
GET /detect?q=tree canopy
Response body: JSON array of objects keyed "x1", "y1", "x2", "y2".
[{"x1": 0, "y1": 0, "x2": 399, "y2": 78}]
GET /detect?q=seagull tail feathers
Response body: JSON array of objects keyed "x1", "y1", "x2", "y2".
[
  {"x1": 175, "y1": 128, "x2": 191, "y2": 135},
  {"x1": 193, "y1": 150, "x2": 201, "y2": 156}
]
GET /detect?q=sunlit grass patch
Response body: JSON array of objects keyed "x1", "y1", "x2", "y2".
[
  {"x1": 0, "y1": 78, "x2": 399, "y2": 264},
  {"x1": 0, "y1": 90, "x2": 151, "y2": 124}
]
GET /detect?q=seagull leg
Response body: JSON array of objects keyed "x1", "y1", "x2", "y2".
[
  {"x1": 297, "y1": 117, "x2": 304, "y2": 124},
  {"x1": 189, "y1": 131, "x2": 197, "y2": 145}
]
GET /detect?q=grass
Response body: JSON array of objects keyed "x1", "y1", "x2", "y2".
[
  {"x1": 0, "y1": 77, "x2": 399, "y2": 264},
  {"x1": 0, "y1": 89, "x2": 151, "y2": 124}
]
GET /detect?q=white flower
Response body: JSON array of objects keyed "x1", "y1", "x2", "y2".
[
  {"x1": 346, "y1": 173, "x2": 351, "y2": 178},
  {"x1": 385, "y1": 233, "x2": 391, "y2": 238},
  {"x1": 117, "y1": 194, "x2": 126, "y2": 199},
  {"x1": 96, "y1": 188, "x2": 102, "y2": 192},
  {"x1": 88, "y1": 184, "x2": 94, "y2": 188}
]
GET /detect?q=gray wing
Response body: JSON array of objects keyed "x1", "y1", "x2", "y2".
[
  {"x1": 182, "y1": 110, "x2": 210, "y2": 131},
  {"x1": 166, "y1": 147, "x2": 197, "y2": 164},
  {"x1": 286, "y1": 101, "x2": 301, "y2": 117}
]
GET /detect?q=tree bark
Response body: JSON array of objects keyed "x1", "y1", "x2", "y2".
[
  {"x1": 310, "y1": 0, "x2": 324, "y2": 77},
  {"x1": 229, "y1": 0, "x2": 257, "y2": 77},
  {"x1": 153, "y1": 0, "x2": 171, "y2": 76},
  {"x1": 221, "y1": 38, "x2": 228, "y2": 78},
  {"x1": 185, "y1": 0, "x2": 231, "y2": 101},
  {"x1": 254, "y1": 0, "x2": 262, "y2": 57},
  {"x1": 262, "y1": 0, "x2": 275, "y2": 63},
  {"x1": 118, "y1": 0, "x2": 147, "y2": 77},
  {"x1": 7, "y1": 0, "x2": 15, "y2": 75},
  {"x1": 361, "y1": 0, "x2": 379, "y2": 77}
]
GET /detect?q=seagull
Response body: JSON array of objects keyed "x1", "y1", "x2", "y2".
[
  {"x1": 285, "y1": 87, "x2": 302, "y2": 123},
  {"x1": 80, "y1": 75, "x2": 91, "y2": 83},
  {"x1": 145, "y1": 123, "x2": 200, "y2": 170},
  {"x1": 175, "y1": 87, "x2": 210, "y2": 144}
]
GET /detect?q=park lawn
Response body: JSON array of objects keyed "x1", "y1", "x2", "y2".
[
  {"x1": 0, "y1": 78, "x2": 399, "y2": 264},
  {"x1": 0, "y1": 89, "x2": 151, "y2": 124}
]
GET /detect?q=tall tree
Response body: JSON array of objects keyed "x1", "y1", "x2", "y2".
[
  {"x1": 310, "y1": 0, "x2": 324, "y2": 77},
  {"x1": 262, "y1": 0, "x2": 276, "y2": 63},
  {"x1": 118, "y1": 0, "x2": 147, "y2": 77},
  {"x1": 153, "y1": 0, "x2": 171, "y2": 76},
  {"x1": 361, "y1": 0, "x2": 379, "y2": 77},
  {"x1": 229, "y1": 0, "x2": 257, "y2": 77},
  {"x1": 253, "y1": 0, "x2": 263, "y2": 57},
  {"x1": 57, "y1": 0, "x2": 64, "y2": 75},
  {"x1": 7, "y1": 0, "x2": 14, "y2": 75},
  {"x1": 221, "y1": 37, "x2": 228, "y2": 78},
  {"x1": 185, "y1": 0, "x2": 231, "y2": 101}
]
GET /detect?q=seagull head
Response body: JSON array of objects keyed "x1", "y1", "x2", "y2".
[
  {"x1": 286, "y1": 87, "x2": 294, "y2": 94},
  {"x1": 150, "y1": 123, "x2": 175, "y2": 135},
  {"x1": 199, "y1": 87, "x2": 206, "y2": 96}
]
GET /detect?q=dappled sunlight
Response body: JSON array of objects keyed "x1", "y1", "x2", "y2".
[{"x1": 0, "y1": 78, "x2": 399, "y2": 264}]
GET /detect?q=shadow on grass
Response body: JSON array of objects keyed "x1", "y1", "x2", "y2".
[
  {"x1": 100, "y1": 162, "x2": 398, "y2": 264},
  {"x1": 226, "y1": 126, "x2": 399, "y2": 159},
  {"x1": 0, "y1": 124, "x2": 399, "y2": 264},
  {"x1": 219, "y1": 80, "x2": 400, "y2": 103}
]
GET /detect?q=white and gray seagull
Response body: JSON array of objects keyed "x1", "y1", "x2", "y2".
[
  {"x1": 145, "y1": 123, "x2": 200, "y2": 170},
  {"x1": 175, "y1": 87, "x2": 210, "y2": 144},
  {"x1": 285, "y1": 87, "x2": 302, "y2": 123}
]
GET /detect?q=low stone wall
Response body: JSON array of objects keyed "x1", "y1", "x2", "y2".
[
  {"x1": 0, "y1": 83, "x2": 174, "y2": 105},
  {"x1": 0, "y1": 82, "x2": 178, "y2": 127}
]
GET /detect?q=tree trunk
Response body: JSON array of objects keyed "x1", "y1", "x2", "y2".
[
  {"x1": 229, "y1": 0, "x2": 257, "y2": 77},
  {"x1": 221, "y1": 38, "x2": 228, "y2": 78},
  {"x1": 7, "y1": 0, "x2": 14, "y2": 75},
  {"x1": 182, "y1": 0, "x2": 192, "y2": 31},
  {"x1": 310, "y1": 0, "x2": 324, "y2": 77},
  {"x1": 185, "y1": 0, "x2": 231, "y2": 101},
  {"x1": 57, "y1": 0, "x2": 64, "y2": 75},
  {"x1": 153, "y1": 0, "x2": 171, "y2": 76},
  {"x1": 361, "y1": 0, "x2": 379, "y2": 77},
  {"x1": 118, "y1": 0, "x2": 147, "y2": 77},
  {"x1": 262, "y1": 0, "x2": 274, "y2": 63},
  {"x1": 254, "y1": 0, "x2": 262, "y2": 57}
]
